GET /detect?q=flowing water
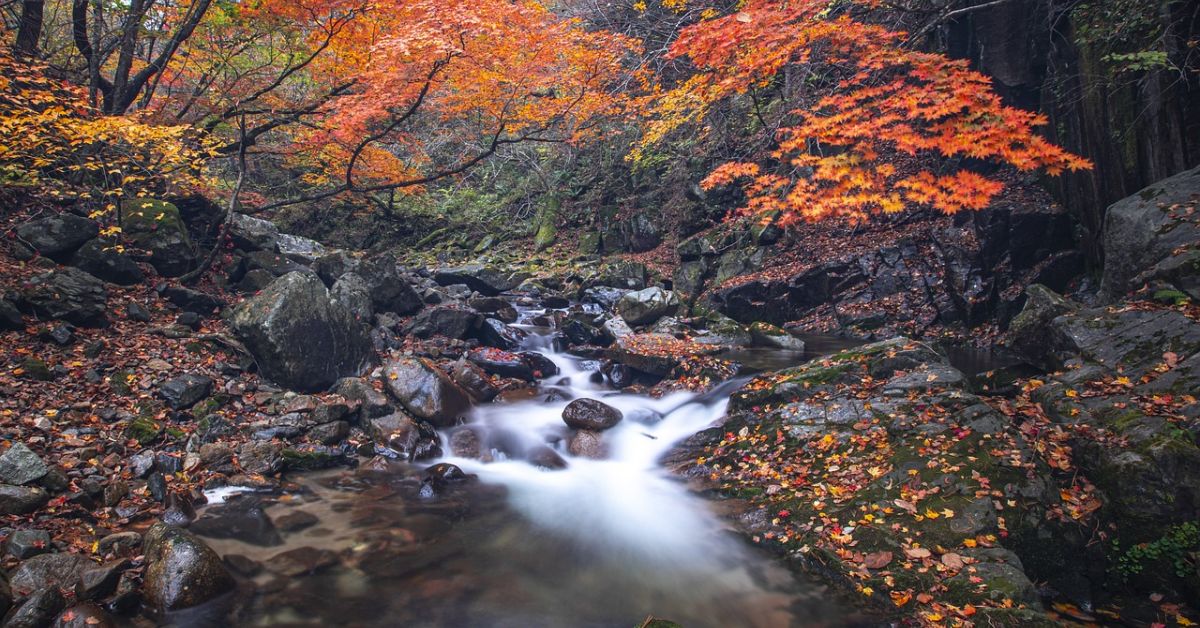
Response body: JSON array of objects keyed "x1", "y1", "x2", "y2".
[{"x1": 204, "y1": 308, "x2": 860, "y2": 627}]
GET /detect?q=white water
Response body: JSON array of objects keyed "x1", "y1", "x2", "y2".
[{"x1": 441, "y1": 311, "x2": 763, "y2": 576}]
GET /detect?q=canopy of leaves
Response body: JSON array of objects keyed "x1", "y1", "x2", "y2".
[{"x1": 636, "y1": 0, "x2": 1092, "y2": 225}]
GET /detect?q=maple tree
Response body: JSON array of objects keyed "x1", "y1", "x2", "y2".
[{"x1": 637, "y1": 0, "x2": 1093, "y2": 225}]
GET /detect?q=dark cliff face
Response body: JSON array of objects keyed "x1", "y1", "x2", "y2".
[{"x1": 939, "y1": 0, "x2": 1200, "y2": 264}]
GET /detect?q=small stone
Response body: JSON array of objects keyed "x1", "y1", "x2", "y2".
[
  {"x1": 6, "y1": 530, "x2": 51, "y2": 559},
  {"x1": 562, "y1": 398, "x2": 623, "y2": 431},
  {"x1": 0, "y1": 484, "x2": 49, "y2": 515},
  {"x1": 158, "y1": 374, "x2": 213, "y2": 410}
]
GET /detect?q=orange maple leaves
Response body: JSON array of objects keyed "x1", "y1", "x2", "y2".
[{"x1": 641, "y1": 1, "x2": 1092, "y2": 224}]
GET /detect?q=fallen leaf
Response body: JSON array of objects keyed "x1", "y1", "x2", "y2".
[{"x1": 864, "y1": 551, "x2": 893, "y2": 569}]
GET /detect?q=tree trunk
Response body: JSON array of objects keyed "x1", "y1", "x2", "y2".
[{"x1": 14, "y1": 0, "x2": 45, "y2": 57}]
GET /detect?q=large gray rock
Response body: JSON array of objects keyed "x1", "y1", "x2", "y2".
[
  {"x1": 0, "y1": 485, "x2": 49, "y2": 515},
  {"x1": 142, "y1": 523, "x2": 235, "y2": 611},
  {"x1": 615, "y1": 287, "x2": 680, "y2": 326},
  {"x1": 21, "y1": 267, "x2": 108, "y2": 327},
  {"x1": 1006, "y1": 284, "x2": 1080, "y2": 369},
  {"x1": 275, "y1": 233, "x2": 327, "y2": 262},
  {"x1": 1101, "y1": 166, "x2": 1200, "y2": 301},
  {"x1": 231, "y1": 272, "x2": 373, "y2": 392},
  {"x1": 15, "y1": 214, "x2": 98, "y2": 261},
  {"x1": 1046, "y1": 306, "x2": 1200, "y2": 384},
  {"x1": 330, "y1": 273, "x2": 374, "y2": 322},
  {"x1": 382, "y1": 358, "x2": 471, "y2": 428},
  {"x1": 228, "y1": 213, "x2": 280, "y2": 252},
  {"x1": 0, "y1": 443, "x2": 48, "y2": 486},
  {"x1": 405, "y1": 306, "x2": 481, "y2": 340},
  {"x1": 120, "y1": 199, "x2": 195, "y2": 277}
]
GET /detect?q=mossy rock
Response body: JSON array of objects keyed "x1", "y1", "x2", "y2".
[
  {"x1": 16, "y1": 358, "x2": 53, "y2": 381},
  {"x1": 120, "y1": 199, "x2": 195, "y2": 277},
  {"x1": 108, "y1": 370, "x2": 136, "y2": 395},
  {"x1": 126, "y1": 416, "x2": 163, "y2": 446}
]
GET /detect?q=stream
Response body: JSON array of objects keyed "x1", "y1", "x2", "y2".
[{"x1": 201, "y1": 307, "x2": 894, "y2": 627}]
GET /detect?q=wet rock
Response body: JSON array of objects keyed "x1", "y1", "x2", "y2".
[
  {"x1": 142, "y1": 522, "x2": 235, "y2": 611},
  {"x1": 333, "y1": 377, "x2": 393, "y2": 418},
  {"x1": 121, "y1": 199, "x2": 195, "y2": 277},
  {"x1": 265, "y1": 546, "x2": 339, "y2": 577},
  {"x1": 562, "y1": 398, "x2": 623, "y2": 431},
  {"x1": 466, "y1": 348, "x2": 533, "y2": 381},
  {"x1": 0, "y1": 485, "x2": 49, "y2": 515},
  {"x1": 449, "y1": 361, "x2": 500, "y2": 403},
  {"x1": 10, "y1": 553, "x2": 93, "y2": 593},
  {"x1": 20, "y1": 267, "x2": 108, "y2": 327},
  {"x1": 366, "y1": 413, "x2": 442, "y2": 461},
  {"x1": 476, "y1": 318, "x2": 526, "y2": 349},
  {"x1": 52, "y1": 603, "x2": 116, "y2": 628},
  {"x1": 519, "y1": 352, "x2": 560, "y2": 379},
  {"x1": 567, "y1": 430, "x2": 606, "y2": 459},
  {"x1": 6, "y1": 588, "x2": 65, "y2": 628},
  {"x1": 222, "y1": 554, "x2": 263, "y2": 577},
  {"x1": 162, "y1": 493, "x2": 197, "y2": 527},
  {"x1": 231, "y1": 272, "x2": 373, "y2": 392},
  {"x1": 274, "y1": 511, "x2": 318, "y2": 533},
  {"x1": 75, "y1": 560, "x2": 128, "y2": 601},
  {"x1": 238, "y1": 441, "x2": 284, "y2": 476},
  {"x1": 70, "y1": 239, "x2": 144, "y2": 285},
  {"x1": 282, "y1": 445, "x2": 347, "y2": 470},
  {"x1": 382, "y1": 358, "x2": 471, "y2": 428},
  {"x1": 615, "y1": 287, "x2": 680, "y2": 326},
  {"x1": 420, "y1": 463, "x2": 475, "y2": 497},
  {"x1": 447, "y1": 427, "x2": 488, "y2": 460},
  {"x1": 190, "y1": 498, "x2": 283, "y2": 546},
  {"x1": 6, "y1": 530, "x2": 51, "y2": 560},
  {"x1": 0, "y1": 443, "x2": 49, "y2": 486},
  {"x1": 15, "y1": 214, "x2": 99, "y2": 261},
  {"x1": 406, "y1": 305, "x2": 481, "y2": 340},
  {"x1": 1101, "y1": 166, "x2": 1200, "y2": 301},
  {"x1": 749, "y1": 322, "x2": 806, "y2": 351},
  {"x1": 433, "y1": 265, "x2": 517, "y2": 296},
  {"x1": 158, "y1": 374, "x2": 213, "y2": 410},
  {"x1": 527, "y1": 446, "x2": 568, "y2": 470}
]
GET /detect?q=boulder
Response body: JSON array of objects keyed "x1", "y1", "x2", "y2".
[
  {"x1": 608, "y1": 333, "x2": 720, "y2": 376},
  {"x1": 231, "y1": 272, "x2": 373, "y2": 392},
  {"x1": 69, "y1": 240, "x2": 144, "y2": 285},
  {"x1": 312, "y1": 251, "x2": 359, "y2": 287},
  {"x1": 228, "y1": 213, "x2": 280, "y2": 252},
  {"x1": 6, "y1": 530, "x2": 51, "y2": 560},
  {"x1": 158, "y1": 374, "x2": 213, "y2": 410},
  {"x1": 476, "y1": 318, "x2": 526, "y2": 349},
  {"x1": 332, "y1": 377, "x2": 393, "y2": 418},
  {"x1": 157, "y1": 284, "x2": 225, "y2": 315},
  {"x1": 15, "y1": 214, "x2": 98, "y2": 261},
  {"x1": 406, "y1": 306, "x2": 481, "y2": 340},
  {"x1": 615, "y1": 287, "x2": 680, "y2": 326},
  {"x1": 1101, "y1": 166, "x2": 1200, "y2": 301},
  {"x1": 275, "y1": 233, "x2": 327, "y2": 262},
  {"x1": 382, "y1": 358, "x2": 471, "y2": 427},
  {"x1": 120, "y1": 199, "x2": 195, "y2": 277},
  {"x1": 450, "y1": 361, "x2": 501, "y2": 402},
  {"x1": 356, "y1": 255, "x2": 423, "y2": 315},
  {"x1": 142, "y1": 523, "x2": 235, "y2": 611},
  {"x1": 0, "y1": 443, "x2": 48, "y2": 486},
  {"x1": 433, "y1": 265, "x2": 518, "y2": 296},
  {"x1": 562, "y1": 398, "x2": 623, "y2": 431},
  {"x1": 21, "y1": 267, "x2": 108, "y2": 327}
]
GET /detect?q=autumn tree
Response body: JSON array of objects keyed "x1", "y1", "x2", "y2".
[{"x1": 636, "y1": 0, "x2": 1092, "y2": 225}]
